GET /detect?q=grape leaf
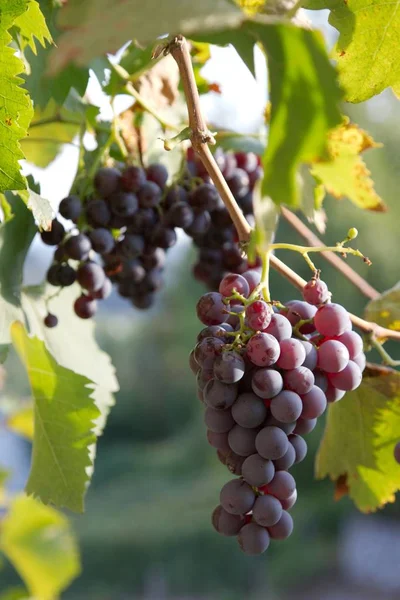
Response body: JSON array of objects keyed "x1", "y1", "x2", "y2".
[
  {"x1": 0, "y1": 1, "x2": 34, "y2": 192},
  {"x1": 305, "y1": 0, "x2": 400, "y2": 102},
  {"x1": 316, "y1": 369, "x2": 400, "y2": 512},
  {"x1": 11, "y1": 322, "x2": 101, "y2": 512},
  {"x1": 310, "y1": 120, "x2": 385, "y2": 212},
  {"x1": 0, "y1": 494, "x2": 80, "y2": 599},
  {"x1": 364, "y1": 283, "x2": 400, "y2": 334},
  {"x1": 216, "y1": 132, "x2": 264, "y2": 155},
  {"x1": 245, "y1": 22, "x2": 342, "y2": 207},
  {"x1": 11, "y1": 0, "x2": 52, "y2": 53},
  {"x1": 17, "y1": 188, "x2": 53, "y2": 231},
  {"x1": 0, "y1": 195, "x2": 36, "y2": 345},
  {"x1": 192, "y1": 28, "x2": 257, "y2": 77},
  {"x1": 47, "y1": 0, "x2": 243, "y2": 74},
  {"x1": 22, "y1": 284, "x2": 118, "y2": 436}
]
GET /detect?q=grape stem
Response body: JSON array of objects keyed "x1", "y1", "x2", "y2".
[
  {"x1": 165, "y1": 35, "x2": 252, "y2": 244},
  {"x1": 269, "y1": 240, "x2": 369, "y2": 272},
  {"x1": 280, "y1": 207, "x2": 380, "y2": 301},
  {"x1": 369, "y1": 337, "x2": 400, "y2": 367},
  {"x1": 164, "y1": 35, "x2": 400, "y2": 345}
]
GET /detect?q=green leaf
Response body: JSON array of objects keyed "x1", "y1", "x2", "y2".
[
  {"x1": 0, "y1": 195, "x2": 36, "y2": 344},
  {"x1": 0, "y1": 587, "x2": 29, "y2": 600},
  {"x1": 0, "y1": 1, "x2": 34, "y2": 192},
  {"x1": 105, "y1": 41, "x2": 155, "y2": 96},
  {"x1": 364, "y1": 283, "x2": 400, "y2": 334},
  {"x1": 22, "y1": 284, "x2": 118, "y2": 436},
  {"x1": 245, "y1": 22, "x2": 342, "y2": 207},
  {"x1": 216, "y1": 132, "x2": 264, "y2": 155},
  {"x1": 11, "y1": 0, "x2": 52, "y2": 53},
  {"x1": 18, "y1": 188, "x2": 53, "y2": 231},
  {"x1": 48, "y1": 0, "x2": 243, "y2": 74},
  {"x1": 23, "y1": 98, "x2": 81, "y2": 168},
  {"x1": 11, "y1": 321, "x2": 101, "y2": 512},
  {"x1": 316, "y1": 369, "x2": 400, "y2": 512},
  {"x1": 192, "y1": 28, "x2": 256, "y2": 77},
  {"x1": 0, "y1": 194, "x2": 13, "y2": 224},
  {"x1": 0, "y1": 494, "x2": 80, "y2": 599},
  {"x1": 310, "y1": 119, "x2": 386, "y2": 212},
  {"x1": 251, "y1": 179, "x2": 279, "y2": 256},
  {"x1": 305, "y1": 0, "x2": 400, "y2": 102}
]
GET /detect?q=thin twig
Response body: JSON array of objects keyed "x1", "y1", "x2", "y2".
[
  {"x1": 167, "y1": 35, "x2": 252, "y2": 244},
  {"x1": 270, "y1": 254, "x2": 400, "y2": 341},
  {"x1": 281, "y1": 207, "x2": 380, "y2": 301},
  {"x1": 167, "y1": 35, "x2": 399, "y2": 343}
]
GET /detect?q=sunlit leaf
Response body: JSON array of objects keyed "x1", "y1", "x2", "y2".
[
  {"x1": 11, "y1": 0, "x2": 52, "y2": 53},
  {"x1": 0, "y1": 0, "x2": 34, "y2": 191},
  {"x1": 11, "y1": 322, "x2": 101, "y2": 512},
  {"x1": 305, "y1": 0, "x2": 400, "y2": 102},
  {"x1": 245, "y1": 22, "x2": 342, "y2": 207},
  {"x1": 0, "y1": 495, "x2": 80, "y2": 600},
  {"x1": 17, "y1": 188, "x2": 53, "y2": 231},
  {"x1": 310, "y1": 120, "x2": 385, "y2": 212},
  {"x1": 316, "y1": 369, "x2": 400, "y2": 512},
  {"x1": 364, "y1": 283, "x2": 400, "y2": 334}
]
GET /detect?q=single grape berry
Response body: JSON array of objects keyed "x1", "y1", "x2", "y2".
[
  {"x1": 270, "y1": 390, "x2": 303, "y2": 423},
  {"x1": 219, "y1": 273, "x2": 250, "y2": 298},
  {"x1": 40, "y1": 220, "x2": 65, "y2": 246},
  {"x1": 246, "y1": 332, "x2": 280, "y2": 367},
  {"x1": 273, "y1": 443, "x2": 296, "y2": 471},
  {"x1": 204, "y1": 407, "x2": 235, "y2": 433},
  {"x1": 251, "y1": 368, "x2": 283, "y2": 399},
  {"x1": 335, "y1": 330, "x2": 363, "y2": 360},
  {"x1": 151, "y1": 225, "x2": 177, "y2": 249},
  {"x1": 267, "y1": 510, "x2": 293, "y2": 540},
  {"x1": 212, "y1": 505, "x2": 245, "y2": 536},
  {"x1": 237, "y1": 523, "x2": 270, "y2": 555},
  {"x1": 91, "y1": 278, "x2": 113, "y2": 300},
  {"x1": 246, "y1": 300, "x2": 272, "y2": 331},
  {"x1": 165, "y1": 202, "x2": 194, "y2": 229},
  {"x1": 314, "y1": 303, "x2": 352, "y2": 337},
  {"x1": 109, "y1": 191, "x2": 138, "y2": 217},
  {"x1": 301, "y1": 386, "x2": 327, "y2": 419},
  {"x1": 255, "y1": 426, "x2": 289, "y2": 460},
  {"x1": 242, "y1": 269, "x2": 261, "y2": 293},
  {"x1": 64, "y1": 233, "x2": 91, "y2": 261},
  {"x1": 328, "y1": 361, "x2": 362, "y2": 391},
  {"x1": 77, "y1": 261, "x2": 106, "y2": 293},
  {"x1": 241, "y1": 453, "x2": 275, "y2": 487},
  {"x1": 196, "y1": 292, "x2": 229, "y2": 326},
  {"x1": 44, "y1": 313, "x2": 58, "y2": 328},
  {"x1": 121, "y1": 166, "x2": 146, "y2": 192},
  {"x1": 276, "y1": 338, "x2": 306, "y2": 370},
  {"x1": 146, "y1": 163, "x2": 168, "y2": 188},
  {"x1": 94, "y1": 167, "x2": 121, "y2": 197},
  {"x1": 264, "y1": 314, "x2": 292, "y2": 341},
  {"x1": 302, "y1": 278, "x2": 330, "y2": 306},
  {"x1": 85, "y1": 199, "x2": 111, "y2": 227},
  {"x1": 231, "y1": 392, "x2": 267, "y2": 428},
  {"x1": 317, "y1": 340, "x2": 349, "y2": 373},
  {"x1": 59, "y1": 195, "x2": 82, "y2": 222},
  {"x1": 74, "y1": 295, "x2": 97, "y2": 319},
  {"x1": 203, "y1": 379, "x2": 238, "y2": 410},
  {"x1": 228, "y1": 425, "x2": 257, "y2": 456},
  {"x1": 189, "y1": 184, "x2": 221, "y2": 212},
  {"x1": 283, "y1": 367, "x2": 315, "y2": 395},
  {"x1": 57, "y1": 263, "x2": 77, "y2": 287},
  {"x1": 264, "y1": 470, "x2": 296, "y2": 500},
  {"x1": 220, "y1": 478, "x2": 255, "y2": 515},
  {"x1": 252, "y1": 494, "x2": 282, "y2": 527},
  {"x1": 88, "y1": 228, "x2": 115, "y2": 255}
]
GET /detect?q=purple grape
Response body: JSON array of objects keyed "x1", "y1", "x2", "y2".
[
  {"x1": 353, "y1": 352, "x2": 366, "y2": 372},
  {"x1": 40, "y1": 220, "x2": 65, "y2": 246},
  {"x1": 85, "y1": 199, "x2": 111, "y2": 227},
  {"x1": 335, "y1": 330, "x2": 363, "y2": 360},
  {"x1": 318, "y1": 340, "x2": 349, "y2": 373},
  {"x1": 255, "y1": 426, "x2": 289, "y2": 460},
  {"x1": 285, "y1": 300, "x2": 317, "y2": 334},
  {"x1": 246, "y1": 300, "x2": 272, "y2": 331},
  {"x1": 212, "y1": 505, "x2": 245, "y2": 536},
  {"x1": 264, "y1": 415, "x2": 296, "y2": 434},
  {"x1": 281, "y1": 489, "x2": 297, "y2": 511},
  {"x1": 219, "y1": 273, "x2": 250, "y2": 298},
  {"x1": 64, "y1": 233, "x2": 91, "y2": 260},
  {"x1": 242, "y1": 269, "x2": 261, "y2": 293},
  {"x1": 204, "y1": 407, "x2": 235, "y2": 433},
  {"x1": 194, "y1": 337, "x2": 224, "y2": 366},
  {"x1": 189, "y1": 184, "x2": 221, "y2": 212},
  {"x1": 146, "y1": 163, "x2": 168, "y2": 188},
  {"x1": 274, "y1": 443, "x2": 296, "y2": 471},
  {"x1": 203, "y1": 379, "x2": 238, "y2": 410},
  {"x1": 44, "y1": 313, "x2": 58, "y2": 328},
  {"x1": 137, "y1": 181, "x2": 162, "y2": 209},
  {"x1": 228, "y1": 425, "x2": 257, "y2": 456},
  {"x1": 276, "y1": 338, "x2": 306, "y2": 370},
  {"x1": 220, "y1": 478, "x2": 255, "y2": 515},
  {"x1": 314, "y1": 303, "x2": 352, "y2": 337},
  {"x1": 301, "y1": 340, "x2": 318, "y2": 371},
  {"x1": 293, "y1": 417, "x2": 317, "y2": 435},
  {"x1": 231, "y1": 392, "x2": 267, "y2": 428},
  {"x1": 238, "y1": 523, "x2": 270, "y2": 555},
  {"x1": 289, "y1": 434, "x2": 307, "y2": 463},
  {"x1": 314, "y1": 370, "x2": 328, "y2": 392},
  {"x1": 94, "y1": 167, "x2": 121, "y2": 197},
  {"x1": 251, "y1": 368, "x2": 283, "y2": 399},
  {"x1": 88, "y1": 228, "x2": 115, "y2": 254},
  {"x1": 92, "y1": 278, "x2": 113, "y2": 300},
  {"x1": 77, "y1": 261, "x2": 106, "y2": 292},
  {"x1": 226, "y1": 168, "x2": 250, "y2": 199},
  {"x1": 164, "y1": 185, "x2": 187, "y2": 209},
  {"x1": 196, "y1": 292, "x2": 229, "y2": 326},
  {"x1": 74, "y1": 295, "x2": 97, "y2": 319},
  {"x1": 197, "y1": 365, "x2": 215, "y2": 392},
  {"x1": 197, "y1": 325, "x2": 232, "y2": 343},
  {"x1": 189, "y1": 350, "x2": 200, "y2": 375},
  {"x1": 241, "y1": 453, "x2": 275, "y2": 487},
  {"x1": 59, "y1": 195, "x2": 82, "y2": 222},
  {"x1": 247, "y1": 333, "x2": 280, "y2": 367},
  {"x1": 328, "y1": 361, "x2": 362, "y2": 391},
  {"x1": 226, "y1": 305, "x2": 244, "y2": 328},
  {"x1": 301, "y1": 386, "x2": 327, "y2": 419},
  {"x1": 264, "y1": 314, "x2": 292, "y2": 341},
  {"x1": 253, "y1": 494, "x2": 282, "y2": 527},
  {"x1": 270, "y1": 390, "x2": 303, "y2": 423},
  {"x1": 302, "y1": 278, "x2": 330, "y2": 305},
  {"x1": 166, "y1": 202, "x2": 194, "y2": 228},
  {"x1": 121, "y1": 166, "x2": 146, "y2": 192},
  {"x1": 151, "y1": 225, "x2": 177, "y2": 249},
  {"x1": 225, "y1": 451, "x2": 245, "y2": 475},
  {"x1": 207, "y1": 430, "x2": 230, "y2": 451},
  {"x1": 213, "y1": 351, "x2": 245, "y2": 383},
  {"x1": 283, "y1": 367, "x2": 315, "y2": 395},
  {"x1": 109, "y1": 191, "x2": 138, "y2": 217},
  {"x1": 184, "y1": 210, "x2": 211, "y2": 236},
  {"x1": 325, "y1": 383, "x2": 346, "y2": 403},
  {"x1": 265, "y1": 470, "x2": 296, "y2": 500},
  {"x1": 267, "y1": 510, "x2": 293, "y2": 540}
]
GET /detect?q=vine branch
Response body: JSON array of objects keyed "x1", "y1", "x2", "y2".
[{"x1": 166, "y1": 35, "x2": 400, "y2": 343}]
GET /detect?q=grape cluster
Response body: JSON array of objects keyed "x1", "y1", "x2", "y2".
[
  {"x1": 186, "y1": 148, "x2": 262, "y2": 290},
  {"x1": 190, "y1": 273, "x2": 366, "y2": 555}
]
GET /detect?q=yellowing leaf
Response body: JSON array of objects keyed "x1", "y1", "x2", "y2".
[
  {"x1": 316, "y1": 369, "x2": 400, "y2": 512},
  {"x1": 0, "y1": 1, "x2": 34, "y2": 191},
  {"x1": 11, "y1": 321, "x2": 101, "y2": 512},
  {"x1": 7, "y1": 405, "x2": 34, "y2": 440},
  {"x1": 0, "y1": 495, "x2": 80, "y2": 600},
  {"x1": 305, "y1": 0, "x2": 400, "y2": 102},
  {"x1": 310, "y1": 120, "x2": 385, "y2": 211},
  {"x1": 364, "y1": 283, "x2": 400, "y2": 333},
  {"x1": 12, "y1": 0, "x2": 52, "y2": 53}
]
